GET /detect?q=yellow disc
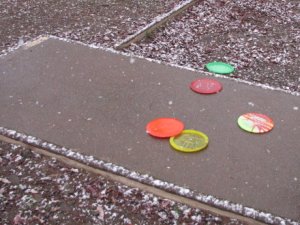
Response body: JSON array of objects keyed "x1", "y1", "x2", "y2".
[{"x1": 170, "y1": 130, "x2": 209, "y2": 153}]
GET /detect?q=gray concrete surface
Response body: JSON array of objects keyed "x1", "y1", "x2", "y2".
[{"x1": 0, "y1": 38, "x2": 299, "y2": 221}]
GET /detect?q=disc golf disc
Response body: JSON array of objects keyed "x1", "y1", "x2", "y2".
[
  {"x1": 238, "y1": 113, "x2": 274, "y2": 134},
  {"x1": 170, "y1": 130, "x2": 209, "y2": 153},
  {"x1": 205, "y1": 62, "x2": 235, "y2": 74},
  {"x1": 146, "y1": 118, "x2": 184, "y2": 138},
  {"x1": 190, "y1": 78, "x2": 222, "y2": 94}
]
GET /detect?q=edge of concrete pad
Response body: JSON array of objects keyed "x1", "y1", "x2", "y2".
[
  {"x1": 53, "y1": 35, "x2": 300, "y2": 97},
  {"x1": 0, "y1": 35, "x2": 49, "y2": 59},
  {"x1": 1, "y1": 35, "x2": 300, "y2": 97},
  {"x1": 0, "y1": 127, "x2": 298, "y2": 225},
  {"x1": 0, "y1": 132, "x2": 263, "y2": 225}
]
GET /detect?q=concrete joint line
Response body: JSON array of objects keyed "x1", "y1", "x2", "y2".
[
  {"x1": 0, "y1": 128, "x2": 298, "y2": 225},
  {"x1": 114, "y1": 0, "x2": 199, "y2": 50}
]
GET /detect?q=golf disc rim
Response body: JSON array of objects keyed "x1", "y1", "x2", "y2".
[
  {"x1": 238, "y1": 113, "x2": 274, "y2": 133},
  {"x1": 170, "y1": 130, "x2": 209, "y2": 152},
  {"x1": 146, "y1": 118, "x2": 184, "y2": 138},
  {"x1": 190, "y1": 78, "x2": 223, "y2": 94},
  {"x1": 205, "y1": 62, "x2": 235, "y2": 74}
]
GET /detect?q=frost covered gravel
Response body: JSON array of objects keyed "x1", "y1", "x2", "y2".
[
  {"x1": 1, "y1": 0, "x2": 299, "y2": 91},
  {"x1": 0, "y1": 0, "x2": 185, "y2": 53},
  {"x1": 0, "y1": 141, "x2": 247, "y2": 225},
  {"x1": 125, "y1": 0, "x2": 300, "y2": 92},
  {"x1": 1, "y1": 127, "x2": 298, "y2": 225}
]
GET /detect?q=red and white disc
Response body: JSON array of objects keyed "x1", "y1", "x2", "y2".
[{"x1": 238, "y1": 113, "x2": 274, "y2": 134}]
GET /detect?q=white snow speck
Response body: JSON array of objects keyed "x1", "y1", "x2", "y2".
[
  {"x1": 70, "y1": 168, "x2": 79, "y2": 173},
  {"x1": 158, "y1": 212, "x2": 167, "y2": 220},
  {"x1": 293, "y1": 106, "x2": 298, "y2": 111},
  {"x1": 191, "y1": 215, "x2": 202, "y2": 222},
  {"x1": 248, "y1": 102, "x2": 255, "y2": 107},
  {"x1": 294, "y1": 177, "x2": 298, "y2": 181},
  {"x1": 130, "y1": 57, "x2": 135, "y2": 64},
  {"x1": 18, "y1": 38, "x2": 24, "y2": 46},
  {"x1": 87, "y1": 118, "x2": 92, "y2": 121},
  {"x1": 171, "y1": 210, "x2": 179, "y2": 219},
  {"x1": 0, "y1": 178, "x2": 11, "y2": 184},
  {"x1": 168, "y1": 101, "x2": 173, "y2": 105}
]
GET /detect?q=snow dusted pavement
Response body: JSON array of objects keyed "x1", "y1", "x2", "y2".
[
  {"x1": 125, "y1": 0, "x2": 300, "y2": 93},
  {"x1": 1, "y1": 0, "x2": 300, "y2": 224},
  {"x1": 1, "y1": 0, "x2": 299, "y2": 93},
  {"x1": 0, "y1": 38, "x2": 299, "y2": 224}
]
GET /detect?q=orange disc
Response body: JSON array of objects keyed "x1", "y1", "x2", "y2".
[{"x1": 146, "y1": 118, "x2": 184, "y2": 138}]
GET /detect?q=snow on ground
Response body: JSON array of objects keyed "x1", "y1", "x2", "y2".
[
  {"x1": 124, "y1": 0, "x2": 300, "y2": 92},
  {"x1": 0, "y1": 140, "x2": 247, "y2": 225},
  {"x1": 1, "y1": 127, "x2": 298, "y2": 225},
  {"x1": 0, "y1": 0, "x2": 186, "y2": 54}
]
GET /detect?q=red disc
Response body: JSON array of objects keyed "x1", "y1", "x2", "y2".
[
  {"x1": 146, "y1": 118, "x2": 184, "y2": 138},
  {"x1": 190, "y1": 78, "x2": 222, "y2": 94}
]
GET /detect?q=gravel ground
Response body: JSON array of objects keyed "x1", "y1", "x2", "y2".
[
  {"x1": 0, "y1": 140, "x2": 249, "y2": 225},
  {"x1": 1, "y1": 0, "x2": 299, "y2": 91},
  {"x1": 125, "y1": 0, "x2": 300, "y2": 92},
  {"x1": 0, "y1": 0, "x2": 185, "y2": 53}
]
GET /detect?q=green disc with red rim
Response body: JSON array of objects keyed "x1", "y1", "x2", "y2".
[
  {"x1": 170, "y1": 130, "x2": 209, "y2": 153},
  {"x1": 205, "y1": 61, "x2": 235, "y2": 74},
  {"x1": 238, "y1": 113, "x2": 274, "y2": 134},
  {"x1": 190, "y1": 78, "x2": 223, "y2": 94},
  {"x1": 146, "y1": 118, "x2": 184, "y2": 138}
]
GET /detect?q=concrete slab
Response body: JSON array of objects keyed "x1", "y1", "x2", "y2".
[{"x1": 0, "y1": 38, "x2": 299, "y2": 221}]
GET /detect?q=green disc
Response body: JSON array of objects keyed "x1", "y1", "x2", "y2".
[
  {"x1": 205, "y1": 62, "x2": 235, "y2": 74},
  {"x1": 170, "y1": 130, "x2": 209, "y2": 153}
]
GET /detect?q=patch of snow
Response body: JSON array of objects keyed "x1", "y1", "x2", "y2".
[
  {"x1": 129, "y1": 57, "x2": 135, "y2": 64},
  {"x1": 158, "y1": 211, "x2": 167, "y2": 220},
  {"x1": 248, "y1": 102, "x2": 255, "y2": 107}
]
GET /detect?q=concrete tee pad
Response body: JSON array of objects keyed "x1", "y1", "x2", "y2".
[{"x1": 0, "y1": 38, "x2": 299, "y2": 221}]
